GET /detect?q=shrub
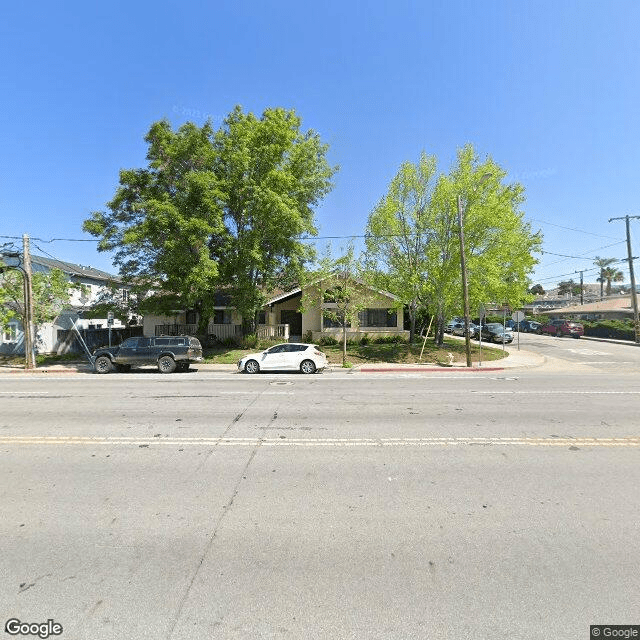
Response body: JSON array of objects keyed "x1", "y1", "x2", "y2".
[
  {"x1": 303, "y1": 330, "x2": 313, "y2": 343},
  {"x1": 372, "y1": 334, "x2": 408, "y2": 344},
  {"x1": 583, "y1": 319, "x2": 635, "y2": 341},
  {"x1": 360, "y1": 333, "x2": 370, "y2": 346},
  {"x1": 240, "y1": 334, "x2": 259, "y2": 349},
  {"x1": 318, "y1": 335, "x2": 339, "y2": 346}
]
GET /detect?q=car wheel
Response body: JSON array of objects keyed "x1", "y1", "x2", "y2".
[
  {"x1": 556, "y1": 329, "x2": 562, "y2": 337},
  {"x1": 94, "y1": 356, "x2": 112, "y2": 374},
  {"x1": 244, "y1": 359, "x2": 260, "y2": 374},
  {"x1": 300, "y1": 359, "x2": 316, "y2": 374},
  {"x1": 158, "y1": 356, "x2": 176, "y2": 374}
]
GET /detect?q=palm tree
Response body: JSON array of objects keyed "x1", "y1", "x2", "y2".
[
  {"x1": 601, "y1": 266, "x2": 624, "y2": 295},
  {"x1": 593, "y1": 257, "x2": 617, "y2": 300}
]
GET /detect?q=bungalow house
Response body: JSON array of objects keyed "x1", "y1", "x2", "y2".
[
  {"x1": 0, "y1": 254, "x2": 133, "y2": 355},
  {"x1": 144, "y1": 279, "x2": 408, "y2": 343}
]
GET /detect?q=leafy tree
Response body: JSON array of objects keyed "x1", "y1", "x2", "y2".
[
  {"x1": 365, "y1": 152, "x2": 437, "y2": 343},
  {"x1": 210, "y1": 106, "x2": 336, "y2": 332},
  {"x1": 529, "y1": 283, "x2": 545, "y2": 295},
  {"x1": 557, "y1": 279, "x2": 581, "y2": 296},
  {"x1": 395, "y1": 145, "x2": 542, "y2": 345},
  {"x1": 301, "y1": 245, "x2": 376, "y2": 365},
  {"x1": 0, "y1": 265, "x2": 76, "y2": 345},
  {"x1": 84, "y1": 106, "x2": 336, "y2": 334}
]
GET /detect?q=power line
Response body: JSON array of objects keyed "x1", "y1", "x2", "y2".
[{"x1": 529, "y1": 218, "x2": 624, "y2": 240}]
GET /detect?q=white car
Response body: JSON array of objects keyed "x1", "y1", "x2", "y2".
[{"x1": 238, "y1": 343, "x2": 328, "y2": 374}]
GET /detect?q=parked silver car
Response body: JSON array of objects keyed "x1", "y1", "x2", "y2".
[{"x1": 450, "y1": 321, "x2": 478, "y2": 338}]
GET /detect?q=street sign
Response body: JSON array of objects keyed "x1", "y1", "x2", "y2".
[{"x1": 512, "y1": 311, "x2": 525, "y2": 323}]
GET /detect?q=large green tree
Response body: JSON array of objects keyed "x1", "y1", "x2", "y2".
[
  {"x1": 430, "y1": 148, "x2": 541, "y2": 344},
  {"x1": 365, "y1": 145, "x2": 541, "y2": 346},
  {"x1": 210, "y1": 106, "x2": 336, "y2": 331},
  {"x1": 84, "y1": 106, "x2": 336, "y2": 333},
  {"x1": 365, "y1": 152, "x2": 437, "y2": 343}
]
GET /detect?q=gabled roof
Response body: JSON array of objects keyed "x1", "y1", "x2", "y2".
[
  {"x1": 31, "y1": 255, "x2": 120, "y2": 282},
  {"x1": 265, "y1": 278, "x2": 400, "y2": 307}
]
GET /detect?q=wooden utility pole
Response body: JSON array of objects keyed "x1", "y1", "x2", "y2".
[
  {"x1": 608, "y1": 215, "x2": 640, "y2": 344},
  {"x1": 457, "y1": 195, "x2": 472, "y2": 367},
  {"x1": 22, "y1": 234, "x2": 36, "y2": 368},
  {"x1": 575, "y1": 270, "x2": 585, "y2": 305}
]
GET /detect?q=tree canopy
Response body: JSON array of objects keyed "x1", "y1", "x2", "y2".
[
  {"x1": 0, "y1": 265, "x2": 74, "y2": 333},
  {"x1": 83, "y1": 106, "x2": 337, "y2": 332},
  {"x1": 365, "y1": 145, "x2": 542, "y2": 344}
]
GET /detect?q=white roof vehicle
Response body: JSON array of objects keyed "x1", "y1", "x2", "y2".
[{"x1": 238, "y1": 343, "x2": 328, "y2": 374}]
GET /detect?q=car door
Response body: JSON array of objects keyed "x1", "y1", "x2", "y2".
[
  {"x1": 260, "y1": 345, "x2": 287, "y2": 370},
  {"x1": 114, "y1": 337, "x2": 140, "y2": 364}
]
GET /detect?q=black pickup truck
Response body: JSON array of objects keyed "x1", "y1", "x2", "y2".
[{"x1": 93, "y1": 336, "x2": 203, "y2": 374}]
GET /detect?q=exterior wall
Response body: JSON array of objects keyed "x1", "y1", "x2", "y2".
[
  {"x1": 143, "y1": 313, "x2": 185, "y2": 337},
  {"x1": 265, "y1": 285, "x2": 406, "y2": 340}
]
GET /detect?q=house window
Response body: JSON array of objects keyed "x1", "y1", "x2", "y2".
[
  {"x1": 323, "y1": 312, "x2": 349, "y2": 329},
  {"x1": 213, "y1": 310, "x2": 233, "y2": 324},
  {"x1": 2, "y1": 322, "x2": 18, "y2": 343},
  {"x1": 258, "y1": 311, "x2": 266, "y2": 325},
  {"x1": 358, "y1": 309, "x2": 397, "y2": 328},
  {"x1": 186, "y1": 310, "x2": 197, "y2": 325}
]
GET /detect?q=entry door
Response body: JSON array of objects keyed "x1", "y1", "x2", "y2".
[{"x1": 280, "y1": 310, "x2": 302, "y2": 338}]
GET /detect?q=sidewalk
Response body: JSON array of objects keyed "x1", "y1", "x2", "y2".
[
  {"x1": 0, "y1": 347, "x2": 543, "y2": 375},
  {"x1": 1, "y1": 333, "x2": 635, "y2": 375}
]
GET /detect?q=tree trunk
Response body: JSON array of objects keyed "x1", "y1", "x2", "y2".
[
  {"x1": 409, "y1": 301, "x2": 417, "y2": 344},
  {"x1": 342, "y1": 322, "x2": 347, "y2": 365}
]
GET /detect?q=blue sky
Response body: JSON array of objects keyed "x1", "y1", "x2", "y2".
[{"x1": 2, "y1": 0, "x2": 639, "y2": 291}]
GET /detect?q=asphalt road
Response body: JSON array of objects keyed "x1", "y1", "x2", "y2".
[
  {"x1": 507, "y1": 331, "x2": 640, "y2": 372},
  {"x1": 1, "y1": 345, "x2": 639, "y2": 640}
]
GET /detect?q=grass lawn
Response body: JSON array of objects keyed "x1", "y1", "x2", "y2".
[
  {"x1": 203, "y1": 338, "x2": 507, "y2": 366},
  {"x1": 1, "y1": 338, "x2": 508, "y2": 368}
]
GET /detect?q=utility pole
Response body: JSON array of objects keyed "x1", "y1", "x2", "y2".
[
  {"x1": 22, "y1": 234, "x2": 37, "y2": 369},
  {"x1": 575, "y1": 270, "x2": 585, "y2": 305},
  {"x1": 457, "y1": 195, "x2": 472, "y2": 367},
  {"x1": 609, "y1": 215, "x2": 640, "y2": 344}
]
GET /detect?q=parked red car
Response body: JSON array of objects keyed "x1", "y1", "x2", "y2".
[{"x1": 539, "y1": 319, "x2": 584, "y2": 338}]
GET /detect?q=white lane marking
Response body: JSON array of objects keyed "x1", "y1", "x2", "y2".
[
  {"x1": 0, "y1": 391, "x2": 49, "y2": 394},
  {"x1": 1, "y1": 436, "x2": 639, "y2": 448},
  {"x1": 567, "y1": 349, "x2": 610, "y2": 355}
]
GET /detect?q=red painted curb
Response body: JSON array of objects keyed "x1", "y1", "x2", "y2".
[{"x1": 360, "y1": 366, "x2": 505, "y2": 373}]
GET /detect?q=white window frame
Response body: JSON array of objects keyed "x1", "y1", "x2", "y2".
[{"x1": 2, "y1": 322, "x2": 19, "y2": 343}]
